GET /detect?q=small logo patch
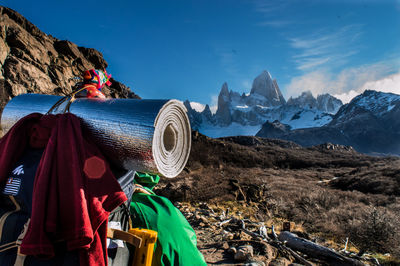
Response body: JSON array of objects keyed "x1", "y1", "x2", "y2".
[
  {"x1": 3, "y1": 177, "x2": 22, "y2": 196},
  {"x1": 12, "y1": 165, "x2": 24, "y2": 176}
]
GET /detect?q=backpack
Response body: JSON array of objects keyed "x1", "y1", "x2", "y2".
[{"x1": 0, "y1": 146, "x2": 137, "y2": 266}]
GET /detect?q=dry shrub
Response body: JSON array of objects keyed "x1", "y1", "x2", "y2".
[
  {"x1": 170, "y1": 132, "x2": 400, "y2": 259},
  {"x1": 348, "y1": 207, "x2": 400, "y2": 256}
]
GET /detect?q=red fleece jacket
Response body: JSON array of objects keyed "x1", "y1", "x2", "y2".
[{"x1": 0, "y1": 113, "x2": 127, "y2": 266}]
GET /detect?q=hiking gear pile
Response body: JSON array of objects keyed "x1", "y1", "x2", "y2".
[
  {"x1": 0, "y1": 113, "x2": 127, "y2": 265},
  {"x1": 0, "y1": 113, "x2": 203, "y2": 265}
]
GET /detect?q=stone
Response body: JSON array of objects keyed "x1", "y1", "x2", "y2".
[
  {"x1": 0, "y1": 37, "x2": 9, "y2": 68},
  {"x1": 239, "y1": 230, "x2": 253, "y2": 241},
  {"x1": 228, "y1": 246, "x2": 236, "y2": 254},
  {"x1": 234, "y1": 245, "x2": 253, "y2": 261},
  {"x1": 245, "y1": 262, "x2": 265, "y2": 266},
  {"x1": 222, "y1": 230, "x2": 234, "y2": 240},
  {"x1": 269, "y1": 257, "x2": 292, "y2": 266},
  {"x1": 264, "y1": 243, "x2": 278, "y2": 262}
]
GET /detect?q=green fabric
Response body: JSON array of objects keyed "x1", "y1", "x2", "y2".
[
  {"x1": 134, "y1": 172, "x2": 160, "y2": 191},
  {"x1": 130, "y1": 173, "x2": 206, "y2": 266}
]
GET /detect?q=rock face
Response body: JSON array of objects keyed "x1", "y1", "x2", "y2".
[
  {"x1": 287, "y1": 91, "x2": 317, "y2": 109},
  {"x1": 317, "y1": 93, "x2": 342, "y2": 113},
  {"x1": 255, "y1": 120, "x2": 291, "y2": 139},
  {"x1": 0, "y1": 6, "x2": 139, "y2": 117},
  {"x1": 249, "y1": 70, "x2": 285, "y2": 106},
  {"x1": 215, "y1": 82, "x2": 232, "y2": 125},
  {"x1": 256, "y1": 90, "x2": 400, "y2": 155},
  {"x1": 187, "y1": 70, "x2": 342, "y2": 137}
]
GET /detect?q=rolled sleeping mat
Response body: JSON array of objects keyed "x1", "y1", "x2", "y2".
[{"x1": 1, "y1": 94, "x2": 191, "y2": 178}]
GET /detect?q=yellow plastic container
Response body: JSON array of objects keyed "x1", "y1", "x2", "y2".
[{"x1": 129, "y1": 228, "x2": 158, "y2": 266}]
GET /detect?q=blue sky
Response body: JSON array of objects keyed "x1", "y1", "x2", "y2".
[{"x1": 3, "y1": 0, "x2": 400, "y2": 108}]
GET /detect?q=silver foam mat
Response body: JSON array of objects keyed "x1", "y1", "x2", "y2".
[{"x1": 1, "y1": 94, "x2": 191, "y2": 178}]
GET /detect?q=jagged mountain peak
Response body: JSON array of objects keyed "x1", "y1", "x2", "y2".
[
  {"x1": 220, "y1": 82, "x2": 229, "y2": 95},
  {"x1": 286, "y1": 91, "x2": 342, "y2": 114},
  {"x1": 332, "y1": 90, "x2": 400, "y2": 124},
  {"x1": 287, "y1": 90, "x2": 317, "y2": 109},
  {"x1": 289, "y1": 90, "x2": 314, "y2": 100},
  {"x1": 218, "y1": 82, "x2": 231, "y2": 102},
  {"x1": 186, "y1": 71, "x2": 344, "y2": 137},
  {"x1": 250, "y1": 70, "x2": 282, "y2": 101},
  {"x1": 302, "y1": 90, "x2": 313, "y2": 97},
  {"x1": 316, "y1": 94, "x2": 343, "y2": 114}
]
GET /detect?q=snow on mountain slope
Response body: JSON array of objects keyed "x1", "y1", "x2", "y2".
[
  {"x1": 256, "y1": 90, "x2": 400, "y2": 155},
  {"x1": 332, "y1": 90, "x2": 400, "y2": 124},
  {"x1": 280, "y1": 108, "x2": 333, "y2": 129},
  {"x1": 190, "y1": 102, "x2": 206, "y2": 112},
  {"x1": 185, "y1": 70, "x2": 343, "y2": 138}
]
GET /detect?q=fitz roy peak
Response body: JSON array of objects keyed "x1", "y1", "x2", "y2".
[
  {"x1": 185, "y1": 70, "x2": 343, "y2": 138},
  {"x1": 249, "y1": 70, "x2": 285, "y2": 106}
]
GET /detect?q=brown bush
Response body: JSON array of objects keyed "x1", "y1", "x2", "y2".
[{"x1": 347, "y1": 207, "x2": 400, "y2": 255}]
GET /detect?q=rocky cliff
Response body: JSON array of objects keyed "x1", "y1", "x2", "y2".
[
  {"x1": 248, "y1": 70, "x2": 285, "y2": 106},
  {"x1": 0, "y1": 6, "x2": 139, "y2": 117}
]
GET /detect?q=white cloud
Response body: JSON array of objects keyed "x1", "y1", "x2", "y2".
[
  {"x1": 288, "y1": 25, "x2": 363, "y2": 71},
  {"x1": 361, "y1": 72, "x2": 400, "y2": 94},
  {"x1": 285, "y1": 61, "x2": 400, "y2": 103},
  {"x1": 333, "y1": 90, "x2": 359, "y2": 104},
  {"x1": 252, "y1": 0, "x2": 293, "y2": 28},
  {"x1": 333, "y1": 72, "x2": 400, "y2": 103},
  {"x1": 285, "y1": 71, "x2": 331, "y2": 98},
  {"x1": 253, "y1": 0, "x2": 288, "y2": 14},
  {"x1": 241, "y1": 79, "x2": 252, "y2": 90},
  {"x1": 256, "y1": 20, "x2": 293, "y2": 28},
  {"x1": 296, "y1": 57, "x2": 331, "y2": 71},
  {"x1": 210, "y1": 94, "x2": 218, "y2": 114}
]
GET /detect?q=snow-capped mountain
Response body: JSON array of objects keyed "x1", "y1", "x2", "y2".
[
  {"x1": 186, "y1": 70, "x2": 343, "y2": 138},
  {"x1": 256, "y1": 90, "x2": 400, "y2": 155},
  {"x1": 331, "y1": 90, "x2": 400, "y2": 125}
]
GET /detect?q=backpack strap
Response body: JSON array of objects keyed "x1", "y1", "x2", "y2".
[
  {"x1": 0, "y1": 241, "x2": 17, "y2": 253},
  {"x1": 14, "y1": 219, "x2": 29, "y2": 266},
  {"x1": 0, "y1": 217, "x2": 29, "y2": 265},
  {"x1": 0, "y1": 196, "x2": 21, "y2": 236},
  {"x1": 0, "y1": 196, "x2": 21, "y2": 253}
]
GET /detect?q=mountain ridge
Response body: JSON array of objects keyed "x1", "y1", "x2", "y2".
[
  {"x1": 186, "y1": 70, "x2": 343, "y2": 137},
  {"x1": 256, "y1": 90, "x2": 400, "y2": 155}
]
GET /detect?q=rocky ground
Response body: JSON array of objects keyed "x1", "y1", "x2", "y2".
[{"x1": 156, "y1": 132, "x2": 400, "y2": 265}]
